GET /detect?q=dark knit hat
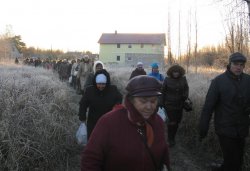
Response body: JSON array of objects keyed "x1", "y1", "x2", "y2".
[
  {"x1": 126, "y1": 75, "x2": 162, "y2": 97},
  {"x1": 229, "y1": 52, "x2": 247, "y2": 63}
]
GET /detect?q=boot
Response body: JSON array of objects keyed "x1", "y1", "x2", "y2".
[{"x1": 168, "y1": 124, "x2": 177, "y2": 147}]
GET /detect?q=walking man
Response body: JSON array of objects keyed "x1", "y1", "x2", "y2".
[{"x1": 199, "y1": 52, "x2": 250, "y2": 171}]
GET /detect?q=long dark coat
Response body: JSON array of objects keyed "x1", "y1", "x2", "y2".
[
  {"x1": 200, "y1": 69, "x2": 250, "y2": 138},
  {"x1": 78, "y1": 69, "x2": 122, "y2": 138}
]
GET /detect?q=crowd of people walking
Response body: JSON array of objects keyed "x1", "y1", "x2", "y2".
[{"x1": 19, "y1": 52, "x2": 250, "y2": 171}]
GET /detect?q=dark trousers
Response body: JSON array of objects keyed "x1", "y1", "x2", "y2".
[
  {"x1": 167, "y1": 109, "x2": 183, "y2": 141},
  {"x1": 168, "y1": 124, "x2": 178, "y2": 141},
  {"x1": 72, "y1": 75, "x2": 77, "y2": 89},
  {"x1": 218, "y1": 135, "x2": 245, "y2": 171}
]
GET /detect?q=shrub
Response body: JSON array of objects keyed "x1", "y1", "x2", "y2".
[{"x1": 0, "y1": 64, "x2": 79, "y2": 170}]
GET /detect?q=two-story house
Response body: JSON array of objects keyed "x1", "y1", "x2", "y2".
[{"x1": 98, "y1": 32, "x2": 166, "y2": 67}]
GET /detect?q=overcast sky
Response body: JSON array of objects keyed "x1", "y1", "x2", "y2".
[{"x1": 0, "y1": 0, "x2": 234, "y2": 54}]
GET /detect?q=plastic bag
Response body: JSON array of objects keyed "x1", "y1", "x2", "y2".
[
  {"x1": 157, "y1": 107, "x2": 168, "y2": 122},
  {"x1": 69, "y1": 76, "x2": 72, "y2": 83},
  {"x1": 74, "y1": 71, "x2": 78, "y2": 76},
  {"x1": 76, "y1": 122, "x2": 87, "y2": 145}
]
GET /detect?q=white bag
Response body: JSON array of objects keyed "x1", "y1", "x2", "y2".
[
  {"x1": 76, "y1": 122, "x2": 87, "y2": 145},
  {"x1": 157, "y1": 107, "x2": 168, "y2": 122},
  {"x1": 74, "y1": 71, "x2": 78, "y2": 76},
  {"x1": 69, "y1": 76, "x2": 72, "y2": 83}
]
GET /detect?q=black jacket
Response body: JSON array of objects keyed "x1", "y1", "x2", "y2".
[
  {"x1": 78, "y1": 69, "x2": 123, "y2": 138},
  {"x1": 162, "y1": 64, "x2": 188, "y2": 111},
  {"x1": 129, "y1": 68, "x2": 146, "y2": 80},
  {"x1": 200, "y1": 69, "x2": 250, "y2": 138}
]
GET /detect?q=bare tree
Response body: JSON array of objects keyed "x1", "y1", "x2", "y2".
[
  {"x1": 186, "y1": 8, "x2": 192, "y2": 73},
  {"x1": 194, "y1": 1, "x2": 198, "y2": 73},
  {"x1": 177, "y1": 1, "x2": 182, "y2": 63},
  {"x1": 221, "y1": 0, "x2": 249, "y2": 53},
  {"x1": 167, "y1": 5, "x2": 173, "y2": 65},
  {"x1": 244, "y1": 0, "x2": 250, "y2": 32}
]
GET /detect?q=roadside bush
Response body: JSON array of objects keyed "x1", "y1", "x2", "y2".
[{"x1": 0, "y1": 64, "x2": 79, "y2": 170}]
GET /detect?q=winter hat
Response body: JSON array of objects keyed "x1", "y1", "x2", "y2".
[
  {"x1": 126, "y1": 75, "x2": 162, "y2": 97},
  {"x1": 96, "y1": 74, "x2": 107, "y2": 84},
  {"x1": 151, "y1": 63, "x2": 159, "y2": 68},
  {"x1": 137, "y1": 62, "x2": 143, "y2": 68},
  {"x1": 93, "y1": 60, "x2": 104, "y2": 73},
  {"x1": 229, "y1": 52, "x2": 247, "y2": 63}
]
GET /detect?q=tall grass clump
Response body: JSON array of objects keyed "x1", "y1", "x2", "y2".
[{"x1": 0, "y1": 64, "x2": 79, "y2": 170}]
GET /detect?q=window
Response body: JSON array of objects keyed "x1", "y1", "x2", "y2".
[
  {"x1": 117, "y1": 44, "x2": 120, "y2": 48},
  {"x1": 117, "y1": 56, "x2": 120, "y2": 61},
  {"x1": 128, "y1": 44, "x2": 132, "y2": 48},
  {"x1": 141, "y1": 44, "x2": 144, "y2": 48},
  {"x1": 127, "y1": 57, "x2": 132, "y2": 61}
]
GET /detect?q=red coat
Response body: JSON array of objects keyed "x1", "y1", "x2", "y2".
[{"x1": 81, "y1": 101, "x2": 170, "y2": 171}]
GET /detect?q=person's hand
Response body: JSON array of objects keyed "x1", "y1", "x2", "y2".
[{"x1": 79, "y1": 115, "x2": 85, "y2": 122}]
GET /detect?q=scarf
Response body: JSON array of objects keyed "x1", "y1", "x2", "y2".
[{"x1": 124, "y1": 96, "x2": 155, "y2": 147}]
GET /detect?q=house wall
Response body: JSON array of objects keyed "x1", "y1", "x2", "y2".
[{"x1": 99, "y1": 43, "x2": 165, "y2": 66}]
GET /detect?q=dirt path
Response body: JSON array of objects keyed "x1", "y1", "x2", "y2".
[{"x1": 169, "y1": 137, "x2": 210, "y2": 171}]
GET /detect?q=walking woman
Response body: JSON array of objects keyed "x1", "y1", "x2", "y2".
[
  {"x1": 78, "y1": 69, "x2": 123, "y2": 139},
  {"x1": 162, "y1": 64, "x2": 189, "y2": 147},
  {"x1": 81, "y1": 75, "x2": 171, "y2": 171}
]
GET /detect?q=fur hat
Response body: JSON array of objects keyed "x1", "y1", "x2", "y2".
[
  {"x1": 126, "y1": 75, "x2": 162, "y2": 97},
  {"x1": 167, "y1": 64, "x2": 185, "y2": 77}
]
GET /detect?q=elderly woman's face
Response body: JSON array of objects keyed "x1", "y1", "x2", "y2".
[
  {"x1": 96, "y1": 83, "x2": 106, "y2": 91},
  {"x1": 95, "y1": 64, "x2": 103, "y2": 72},
  {"x1": 131, "y1": 96, "x2": 158, "y2": 119}
]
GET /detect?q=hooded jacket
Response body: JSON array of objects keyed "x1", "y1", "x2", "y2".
[
  {"x1": 84, "y1": 61, "x2": 105, "y2": 90},
  {"x1": 162, "y1": 65, "x2": 189, "y2": 111},
  {"x1": 78, "y1": 69, "x2": 122, "y2": 138}
]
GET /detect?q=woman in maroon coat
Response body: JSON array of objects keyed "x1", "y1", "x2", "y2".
[{"x1": 81, "y1": 75, "x2": 171, "y2": 171}]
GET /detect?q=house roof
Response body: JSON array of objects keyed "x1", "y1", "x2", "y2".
[{"x1": 98, "y1": 33, "x2": 166, "y2": 45}]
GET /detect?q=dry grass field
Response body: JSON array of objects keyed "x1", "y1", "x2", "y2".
[{"x1": 0, "y1": 62, "x2": 249, "y2": 170}]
